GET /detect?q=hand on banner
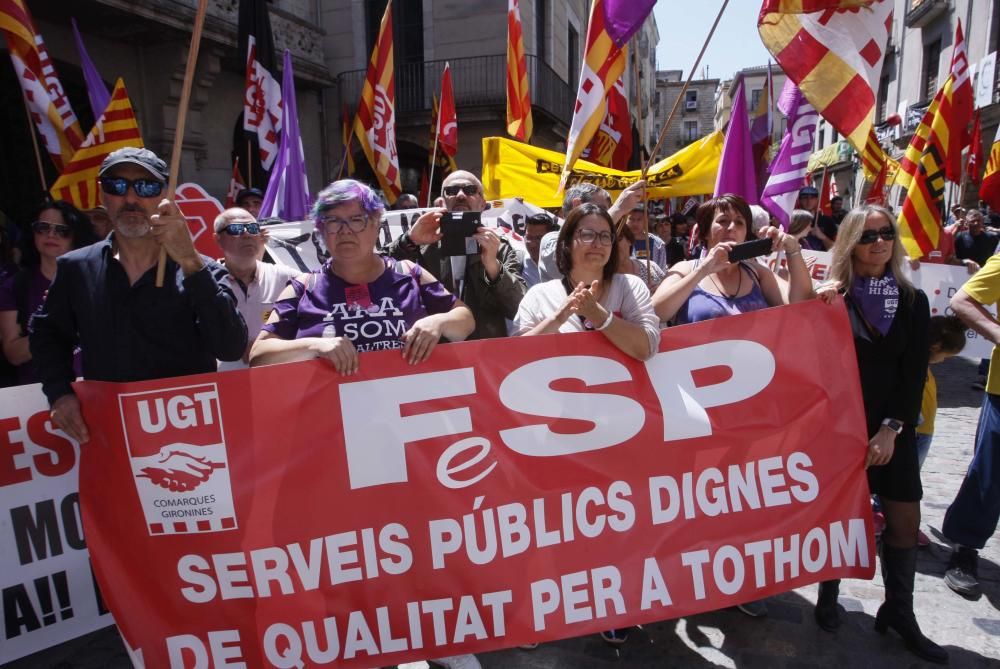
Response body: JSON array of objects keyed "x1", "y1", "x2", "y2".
[
  {"x1": 312, "y1": 336, "x2": 359, "y2": 375},
  {"x1": 816, "y1": 281, "x2": 843, "y2": 305},
  {"x1": 474, "y1": 227, "x2": 502, "y2": 280},
  {"x1": 963, "y1": 259, "x2": 980, "y2": 274},
  {"x1": 608, "y1": 179, "x2": 647, "y2": 223},
  {"x1": 151, "y1": 199, "x2": 205, "y2": 276},
  {"x1": 408, "y1": 209, "x2": 445, "y2": 245},
  {"x1": 866, "y1": 427, "x2": 897, "y2": 468},
  {"x1": 51, "y1": 393, "x2": 90, "y2": 444},
  {"x1": 401, "y1": 315, "x2": 444, "y2": 365}
]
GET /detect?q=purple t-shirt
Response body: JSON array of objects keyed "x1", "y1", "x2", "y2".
[{"x1": 263, "y1": 257, "x2": 457, "y2": 353}]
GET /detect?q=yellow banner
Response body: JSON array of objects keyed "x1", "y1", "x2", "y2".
[{"x1": 482, "y1": 133, "x2": 723, "y2": 207}]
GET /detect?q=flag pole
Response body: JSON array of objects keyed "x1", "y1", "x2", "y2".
[
  {"x1": 156, "y1": 0, "x2": 209, "y2": 288},
  {"x1": 427, "y1": 91, "x2": 443, "y2": 208},
  {"x1": 643, "y1": 0, "x2": 729, "y2": 177},
  {"x1": 338, "y1": 116, "x2": 355, "y2": 180},
  {"x1": 19, "y1": 94, "x2": 49, "y2": 195},
  {"x1": 246, "y1": 137, "x2": 253, "y2": 189},
  {"x1": 629, "y1": 37, "x2": 651, "y2": 289}
]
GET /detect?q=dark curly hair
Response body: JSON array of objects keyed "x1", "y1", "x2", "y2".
[
  {"x1": 555, "y1": 203, "x2": 619, "y2": 282},
  {"x1": 19, "y1": 200, "x2": 98, "y2": 269}
]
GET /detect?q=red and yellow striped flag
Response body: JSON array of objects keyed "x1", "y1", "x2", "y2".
[
  {"x1": 1, "y1": 0, "x2": 84, "y2": 172},
  {"x1": 353, "y1": 0, "x2": 401, "y2": 204},
  {"x1": 981, "y1": 124, "x2": 1000, "y2": 212},
  {"x1": 50, "y1": 79, "x2": 143, "y2": 210},
  {"x1": 758, "y1": 0, "x2": 892, "y2": 180},
  {"x1": 506, "y1": 0, "x2": 532, "y2": 141}
]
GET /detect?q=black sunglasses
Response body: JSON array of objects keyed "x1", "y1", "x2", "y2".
[
  {"x1": 31, "y1": 221, "x2": 73, "y2": 238},
  {"x1": 222, "y1": 222, "x2": 261, "y2": 236},
  {"x1": 442, "y1": 184, "x2": 480, "y2": 197},
  {"x1": 858, "y1": 226, "x2": 896, "y2": 245},
  {"x1": 99, "y1": 176, "x2": 165, "y2": 198}
]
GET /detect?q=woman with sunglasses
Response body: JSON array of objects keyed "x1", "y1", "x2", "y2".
[
  {"x1": 512, "y1": 203, "x2": 659, "y2": 361},
  {"x1": 250, "y1": 179, "x2": 475, "y2": 374},
  {"x1": 651, "y1": 194, "x2": 812, "y2": 326},
  {"x1": 0, "y1": 201, "x2": 96, "y2": 385},
  {"x1": 814, "y1": 205, "x2": 946, "y2": 664}
]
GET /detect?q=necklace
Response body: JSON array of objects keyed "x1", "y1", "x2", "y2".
[{"x1": 708, "y1": 266, "x2": 742, "y2": 300}]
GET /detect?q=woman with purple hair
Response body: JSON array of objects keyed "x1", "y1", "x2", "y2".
[{"x1": 250, "y1": 179, "x2": 475, "y2": 373}]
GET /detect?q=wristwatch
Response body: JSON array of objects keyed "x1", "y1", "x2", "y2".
[{"x1": 881, "y1": 418, "x2": 904, "y2": 434}]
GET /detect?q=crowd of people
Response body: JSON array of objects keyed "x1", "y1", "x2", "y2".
[{"x1": 3, "y1": 145, "x2": 1000, "y2": 667}]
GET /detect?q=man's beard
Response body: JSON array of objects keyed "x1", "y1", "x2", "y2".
[{"x1": 114, "y1": 206, "x2": 151, "y2": 238}]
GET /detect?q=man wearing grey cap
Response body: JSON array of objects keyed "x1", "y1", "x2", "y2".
[{"x1": 30, "y1": 147, "x2": 247, "y2": 443}]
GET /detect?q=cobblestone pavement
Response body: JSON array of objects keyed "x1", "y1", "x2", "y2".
[{"x1": 10, "y1": 356, "x2": 998, "y2": 668}]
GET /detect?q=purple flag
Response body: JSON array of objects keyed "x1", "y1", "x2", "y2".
[
  {"x1": 71, "y1": 18, "x2": 110, "y2": 119},
  {"x1": 602, "y1": 0, "x2": 657, "y2": 47},
  {"x1": 714, "y1": 80, "x2": 758, "y2": 204},
  {"x1": 760, "y1": 82, "x2": 819, "y2": 228},
  {"x1": 261, "y1": 50, "x2": 310, "y2": 221}
]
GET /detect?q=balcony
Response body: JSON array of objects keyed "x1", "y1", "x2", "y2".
[
  {"x1": 904, "y1": 0, "x2": 948, "y2": 28},
  {"x1": 337, "y1": 54, "x2": 574, "y2": 128}
]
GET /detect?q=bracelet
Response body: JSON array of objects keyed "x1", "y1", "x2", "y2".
[
  {"x1": 785, "y1": 248, "x2": 802, "y2": 257},
  {"x1": 596, "y1": 312, "x2": 614, "y2": 331}
]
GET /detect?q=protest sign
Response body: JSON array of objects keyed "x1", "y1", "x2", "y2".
[
  {"x1": 910, "y1": 262, "x2": 996, "y2": 360},
  {"x1": 175, "y1": 182, "x2": 225, "y2": 259},
  {"x1": 0, "y1": 384, "x2": 114, "y2": 663},
  {"x1": 75, "y1": 299, "x2": 874, "y2": 668},
  {"x1": 482, "y1": 134, "x2": 723, "y2": 207}
]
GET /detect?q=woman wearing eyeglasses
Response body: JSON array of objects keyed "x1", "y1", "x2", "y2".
[
  {"x1": 250, "y1": 179, "x2": 476, "y2": 374},
  {"x1": 0, "y1": 201, "x2": 96, "y2": 385},
  {"x1": 512, "y1": 203, "x2": 659, "y2": 361},
  {"x1": 813, "y1": 205, "x2": 946, "y2": 664}
]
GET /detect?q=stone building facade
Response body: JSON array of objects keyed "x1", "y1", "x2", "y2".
[{"x1": 651, "y1": 69, "x2": 719, "y2": 161}]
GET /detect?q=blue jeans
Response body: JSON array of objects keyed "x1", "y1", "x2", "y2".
[
  {"x1": 942, "y1": 393, "x2": 1000, "y2": 549},
  {"x1": 915, "y1": 432, "x2": 932, "y2": 470}
]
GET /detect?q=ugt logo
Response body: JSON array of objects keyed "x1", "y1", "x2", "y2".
[{"x1": 118, "y1": 383, "x2": 238, "y2": 536}]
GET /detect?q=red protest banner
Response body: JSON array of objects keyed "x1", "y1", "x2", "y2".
[{"x1": 75, "y1": 299, "x2": 873, "y2": 667}]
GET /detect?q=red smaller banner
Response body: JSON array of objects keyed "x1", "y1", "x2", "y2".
[{"x1": 76, "y1": 299, "x2": 874, "y2": 668}]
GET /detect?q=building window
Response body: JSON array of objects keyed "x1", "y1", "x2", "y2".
[
  {"x1": 750, "y1": 88, "x2": 762, "y2": 111},
  {"x1": 685, "y1": 90, "x2": 697, "y2": 110},
  {"x1": 536, "y1": 0, "x2": 548, "y2": 63},
  {"x1": 817, "y1": 120, "x2": 826, "y2": 149},
  {"x1": 567, "y1": 23, "x2": 579, "y2": 85},
  {"x1": 683, "y1": 120, "x2": 699, "y2": 142},
  {"x1": 922, "y1": 40, "x2": 941, "y2": 101},
  {"x1": 876, "y1": 75, "x2": 890, "y2": 121}
]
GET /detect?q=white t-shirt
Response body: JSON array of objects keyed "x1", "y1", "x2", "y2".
[
  {"x1": 512, "y1": 273, "x2": 661, "y2": 359},
  {"x1": 219, "y1": 260, "x2": 299, "y2": 370}
]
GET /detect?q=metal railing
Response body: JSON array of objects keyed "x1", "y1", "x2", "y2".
[{"x1": 337, "y1": 54, "x2": 574, "y2": 126}]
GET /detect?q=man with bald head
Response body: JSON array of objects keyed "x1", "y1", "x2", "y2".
[{"x1": 386, "y1": 170, "x2": 525, "y2": 339}]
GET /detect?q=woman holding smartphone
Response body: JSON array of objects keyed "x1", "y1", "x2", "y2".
[{"x1": 651, "y1": 194, "x2": 813, "y2": 325}]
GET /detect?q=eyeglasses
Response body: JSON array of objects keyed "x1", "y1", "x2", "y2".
[
  {"x1": 575, "y1": 229, "x2": 614, "y2": 246},
  {"x1": 442, "y1": 184, "x2": 481, "y2": 197},
  {"x1": 99, "y1": 176, "x2": 165, "y2": 198},
  {"x1": 858, "y1": 226, "x2": 896, "y2": 245},
  {"x1": 222, "y1": 222, "x2": 261, "y2": 236},
  {"x1": 31, "y1": 221, "x2": 73, "y2": 238},
  {"x1": 320, "y1": 214, "x2": 369, "y2": 234}
]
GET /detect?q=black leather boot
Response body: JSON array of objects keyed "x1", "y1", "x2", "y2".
[
  {"x1": 874, "y1": 544, "x2": 948, "y2": 664},
  {"x1": 814, "y1": 579, "x2": 840, "y2": 632}
]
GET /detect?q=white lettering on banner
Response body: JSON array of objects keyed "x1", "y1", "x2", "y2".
[
  {"x1": 165, "y1": 629, "x2": 246, "y2": 668},
  {"x1": 908, "y1": 262, "x2": 997, "y2": 360},
  {"x1": 498, "y1": 357, "x2": 645, "y2": 456},
  {"x1": 136, "y1": 392, "x2": 216, "y2": 433},
  {"x1": 645, "y1": 340, "x2": 776, "y2": 441},
  {"x1": 530, "y1": 565, "x2": 624, "y2": 631}
]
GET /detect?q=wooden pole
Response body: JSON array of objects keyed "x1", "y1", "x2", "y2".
[
  {"x1": 246, "y1": 139, "x2": 253, "y2": 189},
  {"x1": 643, "y1": 0, "x2": 729, "y2": 177},
  {"x1": 19, "y1": 94, "x2": 49, "y2": 196},
  {"x1": 156, "y1": 0, "x2": 209, "y2": 288}
]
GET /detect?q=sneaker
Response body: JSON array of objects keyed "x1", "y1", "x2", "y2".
[
  {"x1": 429, "y1": 654, "x2": 482, "y2": 669},
  {"x1": 600, "y1": 628, "x2": 630, "y2": 645},
  {"x1": 872, "y1": 511, "x2": 886, "y2": 537},
  {"x1": 917, "y1": 529, "x2": 931, "y2": 547},
  {"x1": 944, "y1": 546, "x2": 982, "y2": 599},
  {"x1": 735, "y1": 599, "x2": 769, "y2": 617},
  {"x1": 518, "y1": 643, "x2": 539, "y2": 650}
]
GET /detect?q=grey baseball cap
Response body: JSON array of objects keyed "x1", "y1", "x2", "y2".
[{"x1": 99, "y1": 147, "x2": 169, "y2": 181}]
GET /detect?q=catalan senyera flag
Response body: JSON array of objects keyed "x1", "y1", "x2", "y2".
[
  {"x1": 1, "y1": 0, "x2": 84, "y2": 172},
  {"x1": 560, "y1": 0, "x2": 656, "y2": 191},
  {"x1": 354, "y1": 0, "x2": 401, "y2": 204},
  {"x1": 759, "y1": 0, "x2": 892, "y2": 181},
  {"x1": 581, "y1": 77, "x2": 632, "y2": 171},
  {"x1": 506, "y1": 0, "x2": 532, "y2": 141},
  {"x1": 896, "y1": 83, "x2": 958, "y2": 259},
  {"x1": 50, "y1": 79, "x2": 143, "y2": 210},
  {"x1": 981, "y1": 124, "x2": 1000, "y2": 211}
]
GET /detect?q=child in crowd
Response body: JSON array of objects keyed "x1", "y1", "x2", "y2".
[{"x1": 914, "y1": 315, "x2": 968, "y2": 546}]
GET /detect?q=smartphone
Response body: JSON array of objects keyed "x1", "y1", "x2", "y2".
[
  {"x1": 727, "y1": 238, "x2": 773, "y2": 262},
  {"x1": 440, "y1": 211, "x2": 482, "y2": 256}
]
